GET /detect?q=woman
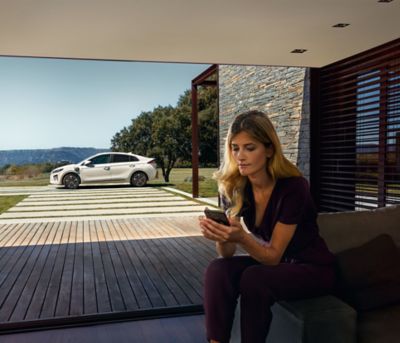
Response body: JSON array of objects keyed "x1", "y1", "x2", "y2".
[{"x1": 199, "y1": 110, "x2": 335, "y2": 343}]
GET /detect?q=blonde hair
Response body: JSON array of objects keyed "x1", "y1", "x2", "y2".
[{"x1": 214, "y1": 110, "x2": 302, "y2": 216}]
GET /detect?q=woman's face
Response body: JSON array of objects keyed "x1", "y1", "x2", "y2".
[{"x1": 231, "y1": 131, "x2": 273, "y2": 178}]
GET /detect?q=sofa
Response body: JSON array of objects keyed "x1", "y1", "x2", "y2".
[{"x1": 231, "y1": 204, "x2": 400, "y2": 343}]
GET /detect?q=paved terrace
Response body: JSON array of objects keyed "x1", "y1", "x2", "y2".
[
  {"x1": 0, "y1": 186, "x2": 222, "y2": 333},
  {"x1": 0, "y1": 186, "x2": 216, "y2": 222}
]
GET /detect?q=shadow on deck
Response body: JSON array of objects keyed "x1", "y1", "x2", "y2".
[{"x1": 0, "y1": 216, "x2": 217, "y2": 334}]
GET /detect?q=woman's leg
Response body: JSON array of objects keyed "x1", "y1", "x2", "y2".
[
  {"x1": 204, "y1": 255, "x2": 259, "y2": 343},
  {"x1": 239, "y1": 263, "x2": 334, "y2": 343}
]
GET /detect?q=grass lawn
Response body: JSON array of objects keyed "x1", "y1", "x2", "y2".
[
  {"x1": 0, "y1": 168, "x2": 219, "y2": 198},
  {"x1": 0, "y1": 195, "x2": 28, "y2": 214},
  {"x1": 148, "y1": 168, "x2": 218, "y2": 198},
  {"x1": 0, "y1": 174, "x2": 50, "y2": 187},
  {"x1": 356, "y1": 183, "x2": 400, "y2": 195}
]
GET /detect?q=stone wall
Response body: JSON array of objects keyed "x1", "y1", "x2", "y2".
[{"x1": 218, "y1": 65, "x2": 311, "y2": 179}]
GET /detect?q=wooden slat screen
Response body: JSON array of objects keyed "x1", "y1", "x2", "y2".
[{"x1": 316, "y1": 38, "x2": 400, "y2": 212}]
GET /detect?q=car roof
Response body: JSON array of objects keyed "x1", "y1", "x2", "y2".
[
  {"x1": 95, "y1": 151, "x2": 133, "y2": 156},
  {"x1": 90, "y1": 152, "x2": 145, "y2": 158}
]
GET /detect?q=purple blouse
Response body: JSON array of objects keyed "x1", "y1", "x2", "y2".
[{"x1": 238, "y1": 176, "x2": 334, "y2": 265}]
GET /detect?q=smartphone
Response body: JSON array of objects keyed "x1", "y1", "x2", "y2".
[{"x1": 204, "y1": 207, "x2": 230, "y2": 226}]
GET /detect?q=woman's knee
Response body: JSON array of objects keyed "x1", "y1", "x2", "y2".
[
  {"x1": 239, "y1": 266, "x2": 274, "y2": 300},
  {"x1": 205, "y1": 258, "x2": 232, "y2": 283},
  {"x1": 205, "y1": 256, "x2": 252, "y2": 285}
]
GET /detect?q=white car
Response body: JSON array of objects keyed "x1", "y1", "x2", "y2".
[{"x1": 50, "y1": 152, "x2": 157, "y2": 189}]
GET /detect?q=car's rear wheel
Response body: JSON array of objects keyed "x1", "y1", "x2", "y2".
[
  {"x1": 131, "y1": 171, "x2": 147, "y2": 187},
  {"x1": 63, "y1": 173, "x2": 80, "y2": 189}
]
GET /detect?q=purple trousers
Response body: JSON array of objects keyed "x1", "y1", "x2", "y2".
[{"x1": 204, "y1": 256, "x2": 334, "y2": 343}]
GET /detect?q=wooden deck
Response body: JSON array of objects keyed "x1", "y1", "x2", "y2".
[{"x1": 0, "y1": 216, "x2": 217, "y2": 332}]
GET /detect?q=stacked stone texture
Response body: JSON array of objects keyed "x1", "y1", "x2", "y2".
[{"x1": 218, "y1": 65, "x2": 310, "y2": 179}]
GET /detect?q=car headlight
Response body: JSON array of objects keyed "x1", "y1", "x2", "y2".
[{"x1": 52, "y1": 168, "x2": 64, "y2": 174}]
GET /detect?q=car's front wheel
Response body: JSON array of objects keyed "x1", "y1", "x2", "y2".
[
  {"x1": 63, "y1": 173, "x2": 80, "y2": 189},
  {"x1": 131, "y1": 171, "x2": 147, "y2": 187}
]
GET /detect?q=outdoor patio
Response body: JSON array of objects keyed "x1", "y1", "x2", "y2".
[
  {"x1": 1, "y1": 2, "x2": 399, "y2": 341},
  {"x1": 0, "y1": 216, "x2": 217, "y2": 333}
]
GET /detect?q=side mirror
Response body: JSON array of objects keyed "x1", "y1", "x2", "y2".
[{"x1": 83, "y1": 160, "x2": 92, "y2": 166}]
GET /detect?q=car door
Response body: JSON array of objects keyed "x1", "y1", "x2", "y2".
[
  {"x1": 80, "y1": 154, "x2": 112, "y2": 182},
  {"x1": 109, "y1": 154, "x2": 138, "y2": 181}
]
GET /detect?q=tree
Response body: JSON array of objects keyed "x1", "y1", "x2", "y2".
[
  {"x1": 176, "y1": 87, "x2": 218, "y2": 166},
  {"x1": 111, "y1": 106, "x2": 191, "y2": 182},
  {"x1": 110, "y1": 86, "x2": 218, "y2": 182},
  {"x1": 0, "y1": 164, "x2": 11, "y2": 175},
  {"x1": 198, "y1": 87, "x2": 218, "y2": 166},
  {"x1": 150, "y1": 106, "x2": 191, "y2": 182},
  {"x1": 111, "y1": 111, "x2": 153, "y2": 155}
]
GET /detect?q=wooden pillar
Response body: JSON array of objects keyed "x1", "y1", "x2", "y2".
[
  {"x1": 309, "y1": 68, "x2": 321, "y2": 210},
  {"x1": 191, "y1": 64, "x2": 218, "y2": 199},
  {"x1": 191, "y1": 84, "x2": 199, "y2": 198}
]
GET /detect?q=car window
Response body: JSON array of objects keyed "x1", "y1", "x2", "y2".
[
  {"x1": 90, "y1": 154, "x2": 110, "y2": 165},
  {"x1": 129, "y1": 155, "x2": 139, "y2": 162},
  {"x1": 112, "y1": 154, "x2": 130, "y2": 163}
]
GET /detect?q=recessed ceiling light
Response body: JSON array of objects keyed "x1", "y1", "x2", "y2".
[
  {"x1": 378, "y1": 0, "x2": 393, "y2": 3},
  {"x1": 333, "y1": 23, "x2": 350, "y2": 28},
  {"x1": 291, "y1": 49, "x2": 307, "y2": 54}
]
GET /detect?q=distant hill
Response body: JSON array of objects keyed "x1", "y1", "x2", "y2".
[{"x1": 0, "y1": 147, "x2": 109, "y2": 166}]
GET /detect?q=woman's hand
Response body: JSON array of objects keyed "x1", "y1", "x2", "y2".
[{"x1": 199, "y1": 216, "x2": 246, "y2": 243}]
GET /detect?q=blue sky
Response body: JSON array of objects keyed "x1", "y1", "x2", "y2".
[{"x1": 0, "y1": 57, "x2": 210, "y2": 150}]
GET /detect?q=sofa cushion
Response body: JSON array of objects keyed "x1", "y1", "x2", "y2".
[
  {"x1": 231, "y1": 295, "x2": 357, "y2": 343},
  {"x1": 357, "y1": 303, "x2": 400, "y2": 343},
  {"x1": 268, "y1": 296, "x2": 357, "y2": 343},
  {"x1": 317, "y1": 205, "x2": 400, "y2": 254},
  {"x1": 335, "y1": 234, "x2": 400, "y2": 311}
]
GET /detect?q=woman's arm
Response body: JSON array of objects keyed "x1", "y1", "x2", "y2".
[
  {"x1": 199, "y1": 217, "x2": 237, "y2": 257},
  {"x1": 216, "y1": 241, "x2": 237, "y2": 257},
  {"x1": 200, "y1": 216, "x2": 296, "y2": 264},
  {"x1": 238, "y1": 221, "x2": 296, "y2": 265},
  {"x1": 199, "y1": 216, "x2": 236, "y2": 257}
]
